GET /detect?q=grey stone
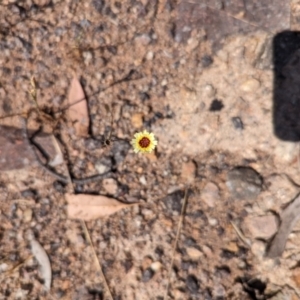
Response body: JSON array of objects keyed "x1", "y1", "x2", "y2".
[
  {"x1": 163, "y1": 190, "x2": 185, "y2": 213},
  {"x1": 186, "y1": 274, "x2": 199, "y2": 294},
  {"x1": 111, "y1": 140, "x2": 130, "y2": 165},
  {"x1": 141, "y1": 268, "x2": 154, "y2": 283},
  {"x1": 226, "y1": 167, "x2": 263, "y2": 200}
]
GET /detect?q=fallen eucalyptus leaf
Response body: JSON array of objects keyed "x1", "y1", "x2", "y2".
[
  {"x1": 67, "y1": 77, "x2": 89, "y2": 137},
  {"x1": 30, "y1": 239, "x2": 52, "y2": 291},
  {"x1": 267, "y1": 193, "x2": 300, "y2": 258},
  {"x1": 66, "y1": 193, "x2": 136, "y2": 220}
]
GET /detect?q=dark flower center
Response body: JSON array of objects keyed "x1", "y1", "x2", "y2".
[{"x1": 139, "y1": 137, "x2": 150, "y2": 148}]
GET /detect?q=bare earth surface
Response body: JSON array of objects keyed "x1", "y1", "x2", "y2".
[{"x1": 2, "y1": 1, "x2": 300, "y2": 299}]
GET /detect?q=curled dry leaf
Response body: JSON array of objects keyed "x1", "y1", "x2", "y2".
[
  {"x1": 66, "y1": 193, "x2": 136, "y2": 220},
  {"x1": 267, "y1": 194, "x2": 300, "y2": 258},
  {"x1": 30, "y1": 239, "x2": 52, "y2": 291},
  {"x1": 67, "y1": 77, "x2": 89, "y2": 137},
  {"x1": 48, "y1": 135, "x2": 64, "y2": 167}
]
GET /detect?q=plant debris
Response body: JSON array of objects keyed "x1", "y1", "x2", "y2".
[
  {"x1": 267, "y1": 194, "x2": 300, "y2": 258},
  {"x1": 66, "y1": 193, "x2": 136, "y2": 220},
  {"x1": 67, "y1": 77, "x2": 89, "y2": 137},
  {"x1": 30, "y1": 239, "x2": 52, "y2": 291}
]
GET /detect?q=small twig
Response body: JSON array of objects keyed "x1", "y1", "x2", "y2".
[
  {"x1": 81, "y1": 221, "x2": 114, "y2": 300},
  {"x1": 8, "y1": 255, "x2": 33, "y2": 274},
  {"x1": 230, "y1": 221, "x2": 251, "y2": 248},
  {"x1": 51, "y1": 129, "x2": 114, "y2": 300},
  {"x1": 0, "y1": 255, "x2": 33, "y2": 283},
  {"x1": 163, "y1": 187, "x2": 189, "y2": 300},
  {"x1": 21, "y1": 77, "x2": 114, "y2": 298}
]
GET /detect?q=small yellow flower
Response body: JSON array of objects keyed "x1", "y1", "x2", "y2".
[{"x1": 131, "y1": 130, "x2": 157, "y2": 153}]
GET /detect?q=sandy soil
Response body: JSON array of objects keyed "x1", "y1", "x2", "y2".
[{"x1": 1, "y1": 1, "x2": 300, "y2": 299}]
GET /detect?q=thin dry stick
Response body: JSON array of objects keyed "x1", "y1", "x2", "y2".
[
  {"x1": 163, "y1": 187, "x2": 189, "y2": 300},
  {"x1": 0, "y1": 255, "x2": 33, "y2": 282},
  {"x1": 55, "y1": 139, "x2": 114, "y2": 300},
  {"x1": 81, "y1": 221, "x2": 113, "y2": 300},
  {"x1": 26, "y1": 79, "x2": 114, "y2": 300},
  {"x1": 230, "y1": 221, "x2": 251, "y2": 248}
]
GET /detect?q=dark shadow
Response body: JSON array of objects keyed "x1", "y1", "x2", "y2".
[
  {"x1": 273, "y1": 31, "x2": 300, "y2": 141},
  {"x1": 236, "y1": 276, "x2": 267, "y2": 300}
]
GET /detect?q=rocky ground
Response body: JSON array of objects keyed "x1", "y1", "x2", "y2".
[{"x1": 1, "y1": 0, "x2": 300, "y2": 299}]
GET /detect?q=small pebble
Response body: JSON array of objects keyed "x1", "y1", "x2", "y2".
[
  {"x1": 208, "y1": 218, "x2": 218, "y2": 226},
  {"x1": 131, "y1": 113, "x2": 144, "y2": 128},
  {"x1": 186, "y1": 275, "x2": 199, "y2": 294},
  {"x1": 202, "y1": 84, "x2": 216, "y2": 98},
  {"x1": 112, "y1": 140, "x2": 130, "y2": 165},
  {"x1": 181, "y1": 161, "x2": 196, "y2": 183},
  {"x1": 0, "y1": 263, "x2": 9, "y2": 272},
  {"x1": 139, "y1": 175, "x2": 147, "y2": 185},
  {"x1": 224, "y1": 242, "x2": 239, "y2": 253},
  {"x1": 162, "y1": 190, "x2": 184, "y2": 213},
  {"x1": 16, "y1": 208, "x2": 23, "y2": 218},
  {"x1": 231, "y1": 117, "x2": 244, "y2": 130},
  {"x1": 82, "y1": 51, "x2": 93, "y2": 66},
  {"x1": 141, "y1": 268, "x2": 154, "y2": 282},
  {"x1": 201, "y1": 182, "x2": 220, "y2": 207},
  {"x1": 251, "y1": 240, "x2": 266, "y2": 258},
  {"x1": 142, "y1": 257, "x2": 153, "y2": 270},
  {"x1": 173, "y1": 289, "x2": 186, "y2": 299},
  {"x1": 240, "y1": 78, "x2": 260, "y2": 92},
  {"x1": 103, "y1": 178, "x2": 118, "y2": 195},
  {"x1": 226, "y1": 167, "x2": 262, "y2": 200},
  {"x1": 274, "y1": 141, "x2": 298, "y2": 163},
  {"x1": 95, "y1": 163, "x2": 107, "y2": 174},
  {"x1": 161, "y1": 79, "x2": 168, "y2": 86},
  {"x1": 186, "y1": 38, "x2": 199, "y2": 52},
  {"x1": 186, "y1": 247, "x2": 203, "y2": 260},
  {"x1": 23, "y1": 208, "x2": 33, "y2": 222},
  {"x1": 146, "y1": 51, "x2": 154, "y2": 60},
  {"x1": 202, "y1": 245, "x2": 213, "y2": 257},
  {"x1": 135, "y1": 34, "x2": 151, "y2": 46},
  {"x1": 245, "y1": 215, "x2": 278, "y2": 239},
  {"x1": 150, "y1": 261, "x2": 162, "y2": 272},
  {"x1": 201, "y1": 55, "x2": 213, "y2": 68},
  {"x1": 213, "y1": 284, "x2": 226, "y2": 298},
  {"x1": 135, "y1": 215, "x2": 143, "y2": 227}
]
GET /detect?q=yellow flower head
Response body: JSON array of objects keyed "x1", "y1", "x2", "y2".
[{"x1": 131, "y1": 130, "x2": 157, "y2": 153}]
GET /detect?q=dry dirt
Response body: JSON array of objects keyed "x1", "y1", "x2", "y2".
[{"x1": 1, "y1": 1, "x2": 300, "y2": 299}]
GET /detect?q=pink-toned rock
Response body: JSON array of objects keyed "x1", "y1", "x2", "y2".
[
  {"x1": 131, "y1": 113, "x2": 144, "y2": 128},
  {"x1": 245, "y1": 215, "x2": 278, "y2": 239},
  {"x1": 103, "y1": 178, "x2": 118, "y2": 195},
  {"x1": 0, "y1": 125, "x2": 59, "y2": 171},
  {"x1": 186, "y1": 247, "x2": 202, "y2": 260},
  {"x1": 201, "y1": 182, "x2": 220, "y2": 207},
  {"x1": 181, "y1": 161, "x2": 196, "y2": 183}
]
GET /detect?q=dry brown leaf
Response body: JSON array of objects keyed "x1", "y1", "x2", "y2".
[
  {"x1": 67, "y1": 77, "x2": 89, "y2": 137},
  {"x1": 267, "y1": 194, "x2": 300, "y2": 258},
  {"x1": 66, "y1": 193, "x2": 136, "y2": 220},
  {"x1": 30, "y1": 239, "x2": 52, "y2": 291}
]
